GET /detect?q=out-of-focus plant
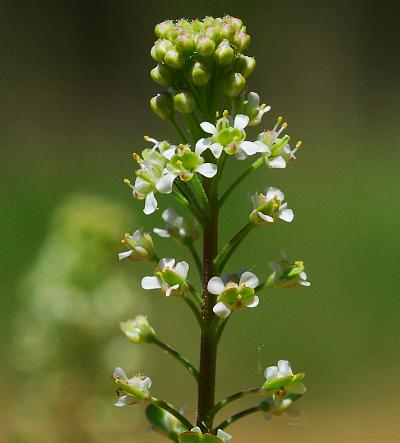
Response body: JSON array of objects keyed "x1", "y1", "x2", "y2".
[
  {"x1": 11, "y1": 194, "x2": 149, "y2": 443},
  {"x1": 115, "y1": 16, "x2": 311, "y2": 442}
]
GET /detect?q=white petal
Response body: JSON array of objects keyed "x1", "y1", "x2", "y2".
[
  {"x1": 234, "y1": 114, "x2": 249, "y2": 130},
  {"x1": 239, "y1": 271, "x2": 260, "y2": 288},
  {"x1": 162, "y1": 207, "x2": 178, "y2": 224},
  {"x1": 254, "y1": 140, "x2": 271, "y2": 154},
  {"x1": 217, "y1": 429, "x2": 232, "y2": 442},
  {"x1": 113, "y1": 367, "x2": 128, "y2": 380},
  {"x1": 213, "y1": 302, "x2": 231, "y2": 318},
  {"x1": 265, "y1": 187, "x2": 285, "y2": 201},
  {"x1": 156, "y1": 173, "x2": 177, "y2": 194},
  {"x1": 300, "y1": 280, "x2": 311, "y2": 287},
  {"x1": 289, "y1": 382, "x2": 306, "y2": 395},
  {"x1": 115, "y1": 395, "x2": 136, "y2": 407},
  {"x1": 277, "y1": 360, "x2": 293, "y2": 376},
  {"x1": 175, "y1": 261, "x2": 189, "y2": 279},
  {"x1": 162, "y1": 147, "x2": 176, "y2": 160},
  {"x1": 200, "y1": 121, "x2": 217, "y2": 134},
  {"x1": 235, "y1": 150, "x2": 248, "y2": 160},
  {"x1": 195, "y1": 138, "x2": 211, "y2": 156},
  {"x1": 141, "y1": 276, "x2": 161, "y2": 290},
  {"x1": 159, "y1": 258, "x2": 175, "y2": 269},
  {"x1": 196, "y1": 163, "x2": 217, "y2": 178},
  {"x1": 264, "y1": 365, "x2": 278, "y2": 380},
  {"x1": 144, "y1": 192, "x2": 158, "y2": 215},
  {"x1": 268, "y1": 156, "x2": 286, "y2": 169},
  {"x1": 240, "y1": 141, "x2": 259, "y2": 156},
  {"x1": 140, "y1": 376, "x2": 152, "y2": 390},
  {"x1": 118, "y1": 250, "x2": 133, "y2": 260},
  {"x1": 244, "y1": 295, "x2": 259, "y2": 308},
  {"x1": 210, "y1": 143, "x2": 223, "y2": 158},
  {"x1": 207, "y1": 277, "x2": 225, "y2": 295},
  {"x1": 278, "y1": 208, "x2": 294, "y2": 222},
  {"x1": 191, "y1": 427, "x2": 202, "y2": 433},
  {"x1": 153, "y1": 228, "x2": 170, "y2": 238},
  {"x1": 258, "y1": 212, "x2": 274, "y2": 223},
  {"x1": 166, "y1": 283, "x2": 179, "y2": 297}
]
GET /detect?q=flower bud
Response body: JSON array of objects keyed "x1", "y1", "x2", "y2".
[
  {"x1": 190, "y1": 61, "x2": 211, "y2": 86},
  {"x1": 233, "y1": 30, "x2": 251, "y2": 52},
  {"x1": 173, "y1": 91, "x2": 196, "y2": 114},
  {"x1": 119, "y1": 228, "x2": 158, "y2": 262},
  {"x1": 150, "y1": 93, "x2": 174, "y2": 120},
  {"x1": 195, "y1": 35, "x2": 216, "y2": 56},
  {"x1": 155, "y1": 20, "x2": 174, "y2": 39},
  {"x1": 150, "y1": 64, "x2": 173, "y2": 87},
  {"x1": 150, "y1": 45, "x2": 163, "y2": 63},
  {"x1": 267, "y1": 252, "x2": 310, "y2": 289},
  {"x1": 155, "y1": 39, "x2": 174, "y2": 60},
  {"x1": 223, "y1": 72, "x2": 246, "y2": 97},
  {"x1": 204, "y1": 24, "x2": 221, "y2": 42},
  {"x1": 214, "y1": 40, "x2": 234, "y2": 65},
  {"x1": 234, "y1": 54, "x2": 256, "y2": 78},
  {"x1": 164, "y1": 47, "x2": 185, "y2": 69},
  {"x1": 225, "y1": 16, "x2": 243, "y2": 31},
  {"x1": 113, "y1": 367, "x2": 152, "y2": 405},
  {"x1": 175, "y1": 32, "x2": 194, "y2": 53},
  {"x1": 120, "y1": 315, "x2": 155, "y2": 344},
  {"x1": 220, "y1": 23, "x2": 236, "y2": 41}
]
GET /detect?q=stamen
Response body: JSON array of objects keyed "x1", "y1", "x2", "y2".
[
  {"x1": 132, "y1": 153, "x2": 142, "y2": 163},
  {"x1": 223, "y1": 109, "x2": 229, "y2": 117},
  {"x1": 296, "y1": 140, "x2": 303, "y2": 149}
]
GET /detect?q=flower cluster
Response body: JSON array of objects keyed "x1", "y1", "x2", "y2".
[
  {"x1": 267, "y1": 251, "x2": 311, "y2": 289},
  {"x1": 113, "y1": 367, "x2": 152, "y2": 407}
]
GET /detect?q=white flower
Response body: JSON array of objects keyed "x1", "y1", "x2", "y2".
[
  {"x1": 249, "y1": 187, "x2": 294, "y2": 225},
  {"x1": 144, "y1": 135, "x2": 177, "y2": 159},
  {"x1": 141, "y1": 258, "x2": 189, "y2": 297},
  {"x1": 120, "y1": 315, "x2": 155, "y2": 344},
  {"x1": 118, "y1": 228, "x2": 157, "y2": 262},
  {"x1": 156, "y1": 144, "x2": 217, "y2": 194},
  {"x1": 196, "y1": 112, "x2": 263, "y2": 160},
  {"x1": 189, "y1": 427, "x2": 232, "y2": 442},
  {"x1": 242, "y1": 92, "x2": 271, "y2": 126},
  {"x1": 267, "y1": 250, "x2": 310, "y2": 288},
  {"x1": 113, "y1": 367, "x2": 152, "y2": 406},
  {"x1": 208, "y1": 271, "x2": 260, "y2": 318},
  {"x1": 153, "y1": 208, "x2": 200, "y2": 244},
  {"x1": 263, "y1": 360, "x2": 306, "y2": 397}
]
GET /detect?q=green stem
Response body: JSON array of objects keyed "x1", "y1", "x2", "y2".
[
  {"x1": 183, "y1": 294, "x2": 205, "y2": 332},
  {"x1": 219, "y1": 155, "x2": 265, "y2": 208},
  {"x1": 208, "y1": 388, "x2": 262, "y2": 420},
  {"x1": 175, "y1": 181, "x2": 203, "y2": 219},
  {"x1": 170, "y1": 117, "x2": 188, "y2": 144},
  {"x1": 152, "y1": 337, "x2": 199, "y2": 381},
  {"x1": 188, "y1": 243, "x2": 203, "y2": 281},
  {"x1": 189, "y1": 284, "x2": 203, "y2": 305},
  {"x1": 172, "y1": 190, "x2": 204, "y2": 227},
  {"x1": 192, "y1": 174, "x2": 211, "y2": 216},
  {"x1": 214, "y1": 405, "x2": 261, "y2": 431},
  {"x1": 214, "y1": 222, "x2": 255, "y2": 273},
  {"x1": 185, "y1": 112, "x2": 203, "y2": 144},
  {"x1": 152, "y1": 399, "x2": 194, "y2": 430}
]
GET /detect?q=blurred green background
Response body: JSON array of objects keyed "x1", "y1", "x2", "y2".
[{"x1": 1, "y1": 0, "x2": 399, "y2": 442}]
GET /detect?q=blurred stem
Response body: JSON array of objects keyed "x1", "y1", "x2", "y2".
[
  {"x1": 170, "y1": 117, "x2": 188, "y2": 143},
  {"x1": 208, "y1": 388, "x2": 262, "y2": 420},
  {"x1": 172, "y1": 190, "x2": 204, "y2": 227},
  {"x1": 152, "y1": 337, "x2": 199, "y2": 381},
  {"x1": 183, "y1": 294, "x2": 205, "y2": 332},
  {"x1": 214, "y1": 222, "x2": 255, "y2": 273},
  {"x1": 214, "y1": 405, "x2": 261, "y2": 431},
  {"x1": 175, "y1": 181, "x2": 203, "y2": 218},
  {"x1": 152, "y1": 399, "x2": 193, "y2": 430},
  {"x1": 219, "y1": 155, "x2": 265, "y2": 207},
  {"x1": 188, "y1": 243, "x2": 203, "y2": 280}
]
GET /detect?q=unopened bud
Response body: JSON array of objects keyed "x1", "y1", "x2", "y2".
[
  {"x1": 214, "y1": 40, "x2": 234, "y2": 65},
  {"x1": 190, "y1": 61, "x2": 211, "y2": 86},
  {"x1": 233, "y1": 30, "x2": 251, "y2": 52},
  {"x1": 195, "y1": 35, "x2": 216, "y2": 56},
  {"x1": 155, "y1": 39, "x2": 174, "y2": 60},
  {"x1": 155, "y1": 20, "x2": 174, "y2": 39},
  {"x1": 173, "y1": 91, "x2": 196, "y2": 114},
  {"x1": 175, "y1": 32, "x2": 194, "y2": 53},
  {"x1": 220, "y1": 23, "x2": 236, "y2": 41},
  {"x1": 225, "y1": 16, "x2": 243, "y2": 31},
  {"x1": 150, "y1": 93, "x2": 174, "y2": 120},
  {"x1": 234, "y1": 54, "x2": 256, "y2": 78},
  {"x1": 223, "y1": 72, "x2": 246, "y2": 97},
  {"x1": 204, "y1": 24, "x2": 221, "y2": 42},
  {"x1": 150, "y1": 64, "x2": 173, "y2": 87},
  {"x1": 150, "y1": 45, "x2": 163, "y2": 63},
  {"x1": 164, "y1": 47, "x2": 185, "y2": 69}
]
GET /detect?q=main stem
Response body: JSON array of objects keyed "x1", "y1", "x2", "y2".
[{"x1": 196, "y1": 176, "x2": 218, "y2": 431}]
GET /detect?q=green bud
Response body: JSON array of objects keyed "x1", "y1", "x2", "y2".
[
  {"x1": 150, "y1": 45, "x2": 163, "y2": 63},
  {"x1": 223, "y1": 72, "x2": 246, "y2": 97},
  {"x1": 214, "y1": 40, "x2": 234, "y2": 65},
  {"x1": 150, "y1": 93, "x2": 174, "y2": 120},
  {"x1": 155, "y1": 20, "x2": 174, "y2": 39},
  {"x1": 220, "y1": 23, "x2": 236, "y2": 41},
  {"x1": 195, "y1": 35, "x2": 216, "y2": 56},
  {"x1": 120, "y1": 315, "x2": 155, "y2": 344},
  {"x1": 204, "y1": 24, "x2": 221, "y2": 42},
  {"x1": 191, "y1": 19, "x2": 204, "y2": 33},
  {"x1": 164, "y1": 47, "x2": 185, "y2": 69},
  {"x1": 155, "y1": 39, "x2": 174, "y2": 60},
  {"x1": 234, "y1": 54, "x2": 256, "y2": 78},
  {"x1": 233, "y1": 30, "x2": 251, "y2": 52},
  {"x1": 150, "y1": 64, "x2": 173, "y2": 87},
  {"x1": 173, "y1": 91, "x2": 196, "y2": 114},
  {"x1": 175, "y1": 32, "x2": 194, "y2": 53},
  {"x1": 190, "y1": 61, "x2": 211, "y2": 86},
  {"x1": 225, "y1": 16, "x2": 243, "y2": 31}
]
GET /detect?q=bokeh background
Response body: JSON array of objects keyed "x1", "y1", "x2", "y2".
[{"x1": 1, "y1": 0, "x2": 400, "y2": 442}]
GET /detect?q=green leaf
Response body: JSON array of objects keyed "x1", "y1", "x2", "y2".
[
  {"x1": 179, "y1": 432, "x2": 223, "y2": 443},
  {"x1": 146, "y1": 404, "x2": 186, "y2": 442}
]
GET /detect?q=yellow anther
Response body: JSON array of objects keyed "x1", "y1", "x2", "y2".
[
  {"x1": 277, "y1": 116, "x2": 283, "y2": 124},
  {"x1": 282, "y1": 122, "x2": 288, "y2": 129},
  {"x1": 223, "y1": 109, "x2": 229, "y2": 117},
  {"x1": 121, "y1": 238, "x2": 126, "y2": 244},
  {"x1": 123, "y1": 178, "x2": 131, "y2": 185},
  {"x1": 261, "y1": 103, "x2": 266, "y2": 109},
  {"x1": 296, "y1": 140, "x2": 303, "y2": 149},
  {"x1": 144, "y1": 135, "x2": 150, "y2": 141},
  {"x1": 178, "y1": 144, "x2": 185, "y2": 148},
  {"x1": 132, "y1": 153, "x2": 142, "y2": 163},
  {"x1": 216, "y1": 111, "x2": 220, "y2": 118}
]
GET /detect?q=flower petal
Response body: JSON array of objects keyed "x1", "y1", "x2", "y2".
[
  {"x1": 118, "y1": 250, "x2": 133, "y2": 260},
  {"x1": 240, "y1": 141, "x2": 259, "y2": 156},
  {"x1": 207, "y1": 277, "x2": 225, "y2": 295},
  {"x1": 140, "y1": 376, "x2": 152, "y2": 390},
  {"x1": 156, "y1": 173, "x2": 177, "y2": 194},
  {"x1": 210, "y1": 143, "x2": 223, "y2": 158},
  {"x1": 115, "y1": 395, "x2": 137, "y2": 407},
  {"x1": 195, "y1": 137, "x2": 211, "y2": 156},
  {"x1": 289, "y1": 382, "x2": 306, "y2": 395},
  {"x1": 162, "y1": 207, "x2": 178, "y2": 224},
  {"x1": 277, "y1": 360, "x2": 293, "y2": 376},
  {"x1": 175, "y1": 261, "x2": 189, "y2": 279},
  {"x1": 196, "y1": 163, "x2": 217, "y2": 178},
  {"x1": 217, "y1": 429, "x2": 232, "y2": 442},
  {"x1": 268, "y1": 156, "x2": 286, "y2": 169},
  {"x1": 258, "y1": 212, "x2": 274, "y2": 223},
  {"x1": 144, "y1": 192, "x2": 158, "y2": 215},
  {"x1": 244, "y1": 295, "x2": 259, "y2": 308},
  {"x1": 213, "y1": 301, "x2": 231, "y2": 318},
  {"x1": 113, "y1": 367, "x2": 128, "y2": 380},
  {"x1": 159, "y1": 258, "x2": 175, "y2": 269},
  {"x1": 162, "y1": 147, "x2": 176, "y2": 160},
  {"x1": 278, "y1": 208, "x2": 294, "y2": 222},
  {"x1": 234, "y1": 114, "x2": 249, "y2": 130},
  {"x1": 239, "y1": 271, "x2": 260, "y2": 288},
  {"x1": 265, "y1": 187, "x2": 284, "y2": 201},
  {"x1": 264, "y1": 365, "x2": 278, "y2": 380},
  {"x1": 166, "y1": 283, "x2": 179, "y2": 297},
  {"x1": 200, "y1": 121, "x2": 217, "y2": 134},
  {"x1": 141, "y1": 276, "x2": 161, "y2": 290},
  {"x1": 153, "y1": 228, "x2": 170, "y2": 238}
]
